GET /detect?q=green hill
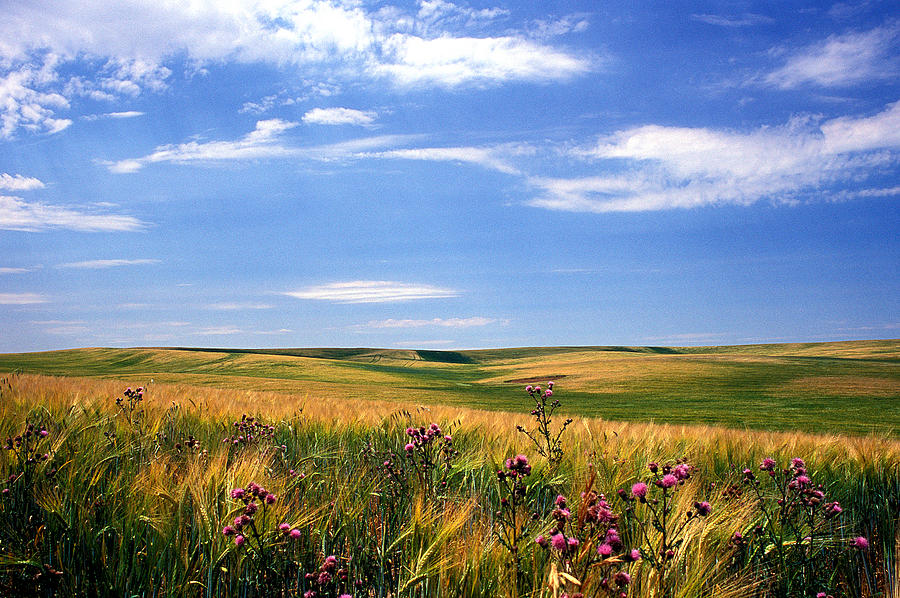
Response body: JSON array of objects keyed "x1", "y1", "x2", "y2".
[{"x1": 1, "y1": 339, "x2": 897, "y2": 436}]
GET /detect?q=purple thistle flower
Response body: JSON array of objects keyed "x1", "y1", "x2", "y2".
[
  {"x1": 694, "y1": 501, "x2": 711, "y2": 516},
  {"x1": 597, "y1": 543, "x2": 613, "y2": 557},
  {"x1": 265, "y1": 493, "x2": 276, "y2": 505},
  {"x1": 245, "y1": 502, "x2": 258, "y2": 515},
  {"x1": 627, "y1": 548, "x2": 641, "y2": 561},
  {"x1": 631, "y1": 482, "x2": 648, "y2": 499},
  {"x1": 551, "y1": 533, "x2": 568, "y2": 551},
  {"x1": 230, "y1": 488, "x2": 245, "y2": 499},
  {"x1": 405, "y1": 443, "x2": 415, "y2": 452},
  {"x1": 852, "y1": 536, "x2": 869, "y2": 550},
  {"x1": 760, "y1": 457, "x2": 777, "y2": 471},
  {"x1": 660, "y1": 474, "x2": 678, "y2": 489},
  {"x1": 614, "y1": 571, "x2": 631, "y2": 587},
  {"x1": 222, "y1": 525, "x2": 235, "y2": 536},
  {"x1": 525, "y1": 385, "x2": 533, "y2": 392},
  {"x1": 290, "y1": 528, "x2": 302, "y2": 539},
  {"x1": 234, "y1": 534, "x2": 245, "y2": 546},
  {"x1": 673, "y1": 463, "x2": 690, "y2": 480},
  {"x1": 536, "y1": 535, "x2": 549, "y2": 549},
  {"x1": 279, "y1": 523, "x2": 290, "y2": 533}
]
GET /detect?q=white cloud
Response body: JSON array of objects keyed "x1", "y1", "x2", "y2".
[
  {"x1": 530, "y1": 100, "x2": 900, "y2": 212},
  {"x1": 83, "y1": 110, "x2": 146, "y2": 121},
  {"x1": 107, "y1": 119, "x2": 299, "y2": 172},
  {"x1": 193, "y1": 326, "x2": 243, "y2": 336},
  {"x1": 206, "y1": 302, "x2": 274, "y2": 310},
  {"x1": 0, "y1": 174, "x2": 45, "y2": 191},
  {"x1": 691, "y1": 13, "x2": 774, "y2": 27},
  {"x1": 376, "y1": 34, "x2": 590, "y2": 87},
  {"x1": 0, "y1": 292, "x2": 48, "y2": 304},
  {"x1": 0, "y1": 267, "x2": 34, "y2": 274},
  {"x1": 0, "y1": 1, "x2": 588, "y2": 137},
  {"x1": 361, "y1": 145, "x2": 525, "y2": 174},
  {"x1": 764, "y1": 24, "x2": 900, "y2": 88},
  {"x1": 363, "y1": 317, "x2": 496, "y2": 328},
  {"x1": 0, "y1": 195, "x2": 145, "y2": 231},
  {"x1": 56, "y1": 258, "x2": 160, "y2": 269},
  {"x1": 0, "y1": 57, "x2": 72, "y2": 139},
  {"x1": 302, "y1": 107, "x2": 376, "y2": 126},
  {"x1": 284, "y1": 280, "x2": 459, "y2": 303}
]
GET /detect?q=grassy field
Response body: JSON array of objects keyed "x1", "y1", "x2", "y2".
[
  {"x1": 0, "y1": 372, "x2": 896, "y2": 597},
  {"x1": 0, "y1": 339, "x2": 897, "y2": 436}
]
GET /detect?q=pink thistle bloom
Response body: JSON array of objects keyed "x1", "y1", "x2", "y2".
[
  {"x1": 614, "y1": 571, "x2": 631, "y2": 587},
  {"x1": 791, "y1": 457, "x2": 806, "y2": 469},
  {"x1": 567, "y1": 537, "x2": 579, "y2": 549},
  {"x1": 631, "y1": 482, "x2": 648, "y2": 499},
  {"x1": 545, "y1": 389, "x2": 553, "y2": 397},
  {"x1": 222, "y1": 525, "x2": 235, "y2": 536},
  {"x1": 673, "y1": 464, "x2": 690, "y2": 480},
  {"x1": 535, "y1": 535, "x2": 549, "y2": 548},
  {"x1": 852, "y1": 536, "x2": 869, "y2": 550},
  {"x1": 597, "y1": 543, "x2": 613, "y2": 557},
  {"x1": 660, "y1": 474, "x2": 678, "y2": 489},
  {"x1": 234, "y1": 534, "x2": 245, "y2": 546},
  {"x1": 628, "y1": 549, "x2": 641, "y2": 561},
  {"x1": 245, "y1": 502, "x2": 258, "y2": 515},
  {"x1": 233, "y1": 516, "x2": 244, "y2": 529},
  {"x1": 230, "y1": 488, "x2": 245, "y2": 499},
  {"x1": 555, "y1": 494, "x2": 567, "y2": 507},
  {"x1": 694, "y1": 501, "x2": 711, "y2": 516},
  {"x1": 795, "y1": 475, "x2": 811, "y2": 486},
  {"x1": 525, "y1": 385, "x2": 533, "y2": 392},
  {"x1": 760, "y1": 457, "x2": 777, "y2": 471},
  {"x1": 551, "y1": 533, "x2": 568, "y2": 551},
  {"x1": 405, "y1": 443, "x2": 415, "y2": 451},
  {"x1": 290, "y1": 528, "x2": 302, "y2": 539},
  {"x1": 265, "y1": 493, "x2": 276, "y2": 505},
  {"x1": 39, "y1": 429, "x2": 49, "y2": 438}
]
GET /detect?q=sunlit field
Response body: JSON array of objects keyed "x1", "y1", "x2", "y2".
[
  {"x1": 0, "y1": 339, "x2": 897, "y2": 436},
  {"x1": 0, "y1": 361, "x2": 897, "y2": 597}
]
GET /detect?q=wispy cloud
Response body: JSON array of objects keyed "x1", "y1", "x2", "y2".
[
  {"x1": 0, "y1": 267, "x2": 34, "y2": 274},
  {"x1": 206, "y1": 302, "x2": 274, "y2": 310},
  {"x1": 284, "y1": 281, "x2": 459, "y2": 303},
  {"x1": 763, "y1": 24, "x2": 900, "y2": 88},
  {"x1": 83, "y1": 110, "x2": 146, "y2": 121},
  {"x1": 0, "y1": 292, "x2": 48, "y2": 304},
  {"x1": 531, "y1": 100, "x2": 900, "y2": 212},
  {"x1": 302, "y1": 107, "x2": 376, "y2": 126},
  {"x1": 0, "y1": 174, "x2": 45, "y2": 191},
  {"x1": 691, "y1": 13, "x2": 773, "y2": 27},
  {"x1": 360, "y1": 145, "x2": 527, "y2": 174},
  {"x1": 56, "y1": 259, "x2": 160, "y2": 269},
  {"x1": 107, "y1": 119, "x2": 299, "y2": 173},
  {"x1": 375, "y1": 34, "x2": 591, "y2": 88},
  {"x1": 0, "y1": 195, "x2": 145, "y2": 231},
  {"x1": 361, "y1": 317, "x2": 496, "y2": 328}
]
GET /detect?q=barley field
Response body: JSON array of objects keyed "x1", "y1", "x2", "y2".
[{"x1": 0, "y1": 347, "x2": 898, "y2": 597}]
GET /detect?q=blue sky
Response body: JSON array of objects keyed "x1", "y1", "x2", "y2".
[{"x1": 1, "y1": 0, "x2": 898, "y2": 352}]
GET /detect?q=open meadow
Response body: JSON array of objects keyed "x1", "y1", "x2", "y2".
[{"x1": 0, "y1": 341, "x2": 898, "y2": 597}]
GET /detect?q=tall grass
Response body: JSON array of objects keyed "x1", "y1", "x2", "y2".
[{"x1": 0, "y1": 372, "x2": 897, "y2": 597}]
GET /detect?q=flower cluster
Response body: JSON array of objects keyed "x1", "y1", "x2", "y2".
[
  {"x1": 222, "y1": 482, "x2": 279, "y2": 547},
  {"x1": 538, "y1": 475, "x2": 637, "y2": 598},
  {"x1": 115, "y1": 386, "x2": 145, "y2": 427},
  {"x1": 494, "y1": 454, "x2": 536, "y2": 593},
  {"x1": 222, "y1": 414, "x2": 277, "y2": 447},
  {"x1": 302, "y1": 555, "x2": 350, "y2": 598},
  {"x1": 735, "y1": 456, "x2": 868, "y2": 597},
  {"x1": 2, "y1": 422, "x2": 55, "y2": 496},
  {"x1": 618, "y1": 459, "x2": 711, "y2": 588},
  {"x1": 403, "y1": 422, "x2": 457, "y2": 497},
  {"x1": 516, "y1": 382, "x2": 572, "y2": 465}
]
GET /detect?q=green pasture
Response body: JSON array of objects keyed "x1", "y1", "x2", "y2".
[{"x1": 0, "y1": 339, "x2": 897, "y2": 436}]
